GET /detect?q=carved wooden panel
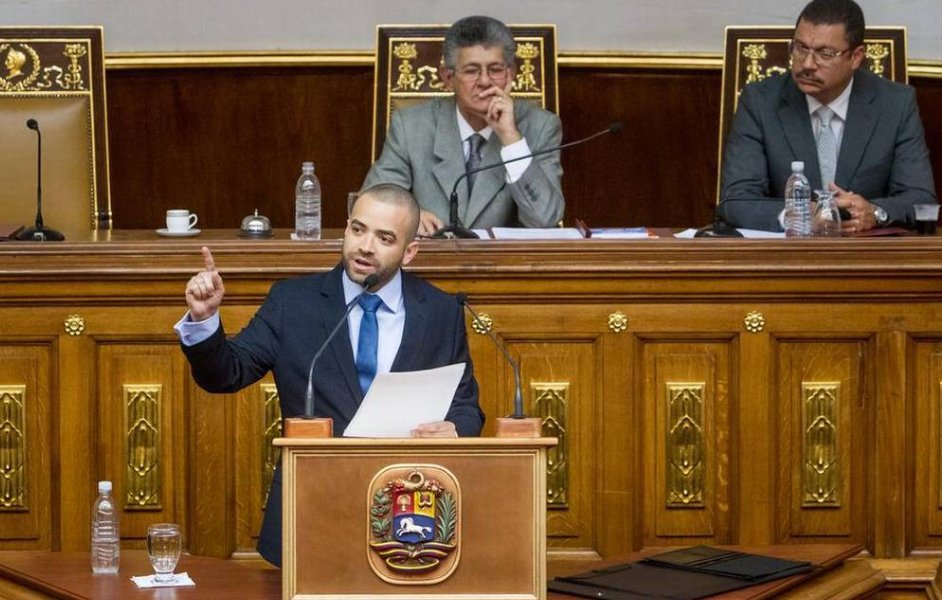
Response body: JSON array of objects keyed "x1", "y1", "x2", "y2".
[
  {"x1": 643, "y1": 343, "x2": 732, "y2": 546},
  {"x1": 911, "y1": 340, "x2": 942, "y2": 551},
  {"x1": 97, "y1": 343, "x2": 188, "y2": 543},
  {"x1": 0, "y1": 345, "x2": 52, "y2": 549},
  {"x1": 775, "y1": 340, "x2": 868, "y2": 544},
  {"x1": 235, "y1": 375, "x2": 277, "y2": 555}
]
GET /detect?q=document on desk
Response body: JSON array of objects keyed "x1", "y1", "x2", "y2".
[
  {"x1": 343, "y1": 363, "x2": 465, "y2": 438},
  {"x1": 491, "y1": 227, "x2": 584, "y2": 240}
]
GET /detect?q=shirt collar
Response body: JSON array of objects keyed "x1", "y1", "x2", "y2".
[
  {"x1": 806, "y1": 77, "x2": 853, "y2": 122},
  {"x1": 341, "y1": 268, "x2": 403, "y2": 313},
  {"x1": 456, "y1": 106, "x2": 493, "y2": 143}
]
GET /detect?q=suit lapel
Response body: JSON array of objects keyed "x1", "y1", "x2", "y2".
[
  {"x1": 320, "y1": 267, "x2": 364, "y2": 417},
  {"x1": 836, "y1": 71, "x2": 878, "y2": 189},
  {"x1": 391, "y1": 274, "x2": 428, "y2": 372},
  {"x1": 431, "y1": 98, "x2": 470, "y2": 223},
  {"x1": 778, "y1": 76, "x2": 822, "y2": 189}
]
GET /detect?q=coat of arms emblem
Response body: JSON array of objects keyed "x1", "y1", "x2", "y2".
[{"x1": 367, "y1": 465, "x2": 461, "y2": 584}]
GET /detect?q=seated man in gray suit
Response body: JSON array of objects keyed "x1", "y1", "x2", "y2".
[
  {"x1": 718, "y1": 0, "x2": 936, "y2": 233},
  {"x1": 363, "y1": 15, "x2": 564, "y2": 235}
]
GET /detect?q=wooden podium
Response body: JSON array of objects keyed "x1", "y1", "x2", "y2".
[{"x1": 275, "y1": 436, "x2": 557, "y2": 600}]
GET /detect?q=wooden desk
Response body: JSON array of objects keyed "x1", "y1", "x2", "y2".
[
  {"x1": 0, "y1": 551, "x2": 279, "y2": 599},
  {"x1": 1, "y1": 231, "x2": 942, "y2": 565},
  {"x1": 548, "y1": 545, "x2": 882, "y2": 599}
]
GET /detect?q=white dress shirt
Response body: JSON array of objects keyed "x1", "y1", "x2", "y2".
[{"x1": 456, "y1": 107, "x2": 531, "y2": 183}]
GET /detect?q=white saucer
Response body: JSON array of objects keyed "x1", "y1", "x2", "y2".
[{"x1": 156, "y1": 228, "x2": 201, "y2": 238}]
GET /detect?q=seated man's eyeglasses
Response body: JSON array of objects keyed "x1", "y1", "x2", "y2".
[
  {"x1": 788, "y1": 40, "x2": 851, "y2": 65},
  {"x1": 457, "y1": 63, "x2": 510, "y2": 81}
]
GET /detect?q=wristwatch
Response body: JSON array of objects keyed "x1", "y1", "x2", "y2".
[{"x1": 873, "y1": 205, "x2": 889, "y2": 227}]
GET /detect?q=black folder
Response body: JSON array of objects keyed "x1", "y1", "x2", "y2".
[{"x1": 549, "y1": 546, "x2": 813, "y2": 600}]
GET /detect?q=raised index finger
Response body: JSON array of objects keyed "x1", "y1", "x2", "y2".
[{"x1": 201, "y1": 246, "x2": 216, "y2": 272}]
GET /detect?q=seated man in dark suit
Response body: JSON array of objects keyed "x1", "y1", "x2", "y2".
[
  {"x1": 175, "y1": 183, "x2": 484, "y2": 567},
  {"x1": 363, "y1": 15, "x2": 564, "y2": 235},
  {"x1": 719, "y1": 0, "x2": 936, "y2": 233}
]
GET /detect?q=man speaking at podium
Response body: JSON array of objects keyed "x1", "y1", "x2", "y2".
[
  {"x1": 363, "y1": 15, "x2": 564, "y2": 235},
  {"x1": 174, "y1": 183, "x2": 484, "y2": 567}
]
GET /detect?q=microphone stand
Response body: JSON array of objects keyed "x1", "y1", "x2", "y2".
[
  {"x1": 433, "y1": 123, "x2": 624, "y2": 240},
  {"x1": 16, "y1": 119, "x2": 64, "y2": 242},
  {"x1": 457, "y1": 293, "x2": 543, "y2": 438}
]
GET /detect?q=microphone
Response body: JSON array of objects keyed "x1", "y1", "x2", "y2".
[
  {"x1": 456, "y1": 293, "x2": 526, "y2": 419},
  {"x1": 302, "y1": 273, "x2": 378, "y2": 418},
  {"x1": 433, "y1": 122, "x2": 624, "y2": 239},
  {"x1": 15, "y1": 119, "x2": 65, "y2": 242}
]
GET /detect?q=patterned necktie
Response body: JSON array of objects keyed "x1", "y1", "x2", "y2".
[
  {"x1": 465, "y1": 133, "x2": 485, "y2": 195},
  {"x1": 816, "y1": 106, "x2": 838, "y2": 189},
  {"x1": 356, "y1": 294, "x2": 383, "y2": 395}
]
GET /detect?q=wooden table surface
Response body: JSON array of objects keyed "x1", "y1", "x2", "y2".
[{"x1": 0, "y1": 551, "x2": 280, "y2": 599}]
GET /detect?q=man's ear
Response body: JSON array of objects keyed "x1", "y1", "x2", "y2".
[
  {"x1": 401, "y1": 240, "x2": 420, "y2": 266},
  {"x1": 850, "y1": 45, "x2": 865, "y2": 70}
]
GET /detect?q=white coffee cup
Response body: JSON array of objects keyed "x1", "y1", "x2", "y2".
[{"x1": 166, "y1": 209, "x2": 198, "y2": 232}]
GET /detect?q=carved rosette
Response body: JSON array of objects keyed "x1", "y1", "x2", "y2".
[
  {"x1": 470, "y1": 313, "x2": 492, "y2": 335},
  {"x1": 743, "y1": 311, "x2": 765, "y2": 333},
  {"x1": 64, "y1": 314, "x2": 85, "y2": 336}
]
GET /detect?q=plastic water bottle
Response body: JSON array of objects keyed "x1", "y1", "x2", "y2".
[
  {"x1": 295, "y1": 161, "x2": 322, "y2": 240},
  {"x1": 91, "y1": 480, "x2": 120, "y2": 574},
  {"x1": 784, "y1": 161, "x2": 812, "y2": 237}
]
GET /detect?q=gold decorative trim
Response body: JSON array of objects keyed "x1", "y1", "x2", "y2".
[
  {"x1": 100, "y1": 50, "x2": 942, "y2": 78},
  {"x1": 608, "y1": 311, "x2": 628, "y2": 333},
  {"x1": 802, "y1": 382, "x2": 841, "y2": 507},
  {"x1": 64, "y1": 314, "x2": 85, "y2": 336},
  {"x1": 531, "y1": 382, "x2": 568, "y2": 507},
  {"x1": 261, "y1": 383, "x2": 282, "y2": 507},
  {"x1": 0, "y1": 385, "x2": 27, "y2": 511},
  {"x1": 470, "y1": 313, "x2": 492, "y2": 335},
  {"x1": 743, "y1": 311, "x2": 765, "y2": 333},
  {"x1": 124, "y1": 384, "x2": 162, "y2": 510},
  {"x1": 666, "y1": 383, "x2": 705, "y2": 507}
]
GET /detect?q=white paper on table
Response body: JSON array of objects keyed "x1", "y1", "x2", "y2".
[
  {"x1": 471, "y1": 228, "x2": 492, "y2": 239},
  {"x1": 343, "y1": 363, "x2": 465, "y2": 438},
  {"x1": 491, "y1": 227, "x2": 584, "y2": 240},
  {"x1": 674, "y1": 227, "x2": 786, "y2": 239},
  {"x1": 131, "y1": 572, "x2": 196, "y2": 588}
]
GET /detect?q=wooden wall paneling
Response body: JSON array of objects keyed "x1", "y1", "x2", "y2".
[
  {"x1": 97, "y1": 342, "x2": 189, "y2": 548},
  {"x1": 911, "y1": 339, "x2": 942, "y2": 554},
  {"x1": 774, "y1": 339, "x2": 869, "y2": 546},
  {"x1": 233, "y1": 377, "x2": 274, "y2": 557},
  {"x1": 873, "y1": 330, "x2": 908, "y2": 558},
  {"x1": 736, "y1": 321, "x2": 772, "y2": 546},
  {"x1": 641, "y1": 342, "x2": 733, "y2": 548},
  {"x1": 0, "y1": 345, "x2": 52, "y2": 550}
]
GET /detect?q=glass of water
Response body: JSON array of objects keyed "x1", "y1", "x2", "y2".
[{"x1": 146, "y1": 523, "x2": 182, "y2": 583}]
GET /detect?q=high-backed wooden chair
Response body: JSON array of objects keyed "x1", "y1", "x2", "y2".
[
  {"x1": 0, "y1": 27, "x2": 112, "y2": 233},
  {"x1": 716, "y1": 26, "x2": 907, "y2": 201},
  {"x1": 371, "y1": 24, "x2": 558, "y2": 161}
]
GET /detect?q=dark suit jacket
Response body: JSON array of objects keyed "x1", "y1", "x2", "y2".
[
  {"x1": 181, "y1": 265, "x2": 483, "y2": 566},
  {"x1": 719, "y1": 69, "x2": 936, "y2": 230},
  {"x1": 363, "y1": 96, "x2": 564, "y2": 229}
]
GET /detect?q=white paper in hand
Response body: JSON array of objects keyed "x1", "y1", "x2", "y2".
[{"x1": 343, "y1": 363, "x2": 465, "y2": 438}]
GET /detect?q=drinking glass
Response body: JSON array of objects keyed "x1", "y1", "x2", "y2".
[
  {"x1": 146, "y1": 523, "x2": 182, "y2": 583},
  {"x1": 812, "y1": 190, "x2": 841, "y2": 237}
]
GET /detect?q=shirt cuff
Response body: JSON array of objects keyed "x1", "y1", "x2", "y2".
[
  {"x1": 174, "y1": 312, "x2": 220, "y2": 346},
  {"x1": 500, "y1": 138, "x2": 531, "y2": 183}
]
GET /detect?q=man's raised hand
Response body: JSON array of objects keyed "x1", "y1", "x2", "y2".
[{"x1": 185, "y1": 246, "x2": 225, "y2": 321}]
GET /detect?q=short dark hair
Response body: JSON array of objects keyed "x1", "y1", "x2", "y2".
[
  {"x1": 351, "y1": 183, "x2": 421, "y2": 241},
  {"x1": 443, "y1": 15, "x2": 516, "y2": 71},
  {"x1": 796, "y1": 0, "x2": 866, "y2": 49}
]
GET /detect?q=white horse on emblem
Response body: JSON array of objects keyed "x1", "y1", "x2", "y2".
[{"x1": 396, "y1": 517, "x2": 432, "y2": 538}]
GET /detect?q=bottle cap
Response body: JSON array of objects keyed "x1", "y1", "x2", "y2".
[
  {"x1": 98, "y1": 480, "x2": 112, "y2": 493},
  {"x1": 302, "y1": 161, "x2": 315, "y2": 172},
  {"x1": 791, "y1": 161, "x2": 805, "y2": 172}
]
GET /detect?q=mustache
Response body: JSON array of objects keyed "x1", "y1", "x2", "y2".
[{"x1": 795, "y1": 71, "x2": 823, "y2": 84}]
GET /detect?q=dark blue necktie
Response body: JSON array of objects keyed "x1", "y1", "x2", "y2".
[{"x1": 356, "y1": 293, "x2": 383, "y2": 394}]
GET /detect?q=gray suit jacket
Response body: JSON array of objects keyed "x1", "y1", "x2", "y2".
[
  {"x1": 363, "y1": 96, "x2": 564, "y2": 228},
  {"x1": 719, "y1": 69, "x2": 936, "y2": 230}
]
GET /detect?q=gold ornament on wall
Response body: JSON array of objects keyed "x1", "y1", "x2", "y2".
[
  {"x1": 125, "y1": 384, "x2": 162, "y2": 510},
  {"x1": 515, "y1": 42, "x2": 541, "y2": 92},
  {"x1": 0, "y1": 385, "x2": 27, "y2": 510},
  {"x1": 64, "y1": 314, "x2": 85, "y2": 336},
  {"x1": 531, "y1": 382, "x2": 569, "y2": 507},
  {"x1": 802, "y1": 382, "x2": 841, "y2": 506},
  {"x1": 608, "y1": 311, "x2": 628, "y2": 333},
  {"x1": 865, "y1": 43, "x2": 889, "y2": 77},
  {"x1": 743, "y1": 311, "x2": 765, "y2": 333},
  {"x1": 470, "y1": 313, "x2": 492, "y2": 335},
  {"x1": 666, "y1": 383, "x2": 705, "y2": 507}
]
